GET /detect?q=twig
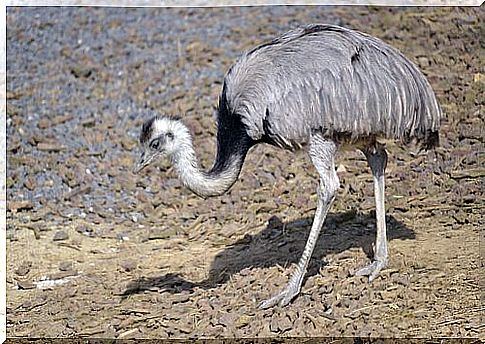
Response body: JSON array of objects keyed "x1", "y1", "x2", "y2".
[
  {"x1": 117, "y1": 328, "x2": 140, "y2": 339},
  {"x1": 437, "y1": 318, "x2": 464, "y2": 326},
  {"x1": 345, "y1": 303, "x2": 388, "y2": 317},
  {"x1": 57, "y1": 242, "x2": 82, "y2": 251}
]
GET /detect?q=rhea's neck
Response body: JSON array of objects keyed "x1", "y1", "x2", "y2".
[{"x1": 171, "y1": 131, "x2": 247, "y2": 198}]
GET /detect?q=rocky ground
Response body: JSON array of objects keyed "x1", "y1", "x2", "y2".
[{"x1": 6, "y1": 6, "x2": 483, "y2": 339}]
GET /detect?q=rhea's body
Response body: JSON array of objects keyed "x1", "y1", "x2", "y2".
[{"x1": 224, "y1": 24, "x2": 440, "y2": 150}]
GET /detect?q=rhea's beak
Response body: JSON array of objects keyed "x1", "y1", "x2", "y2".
[{"x1": 133, "y1": 152, "x2": 151, "y2": 174}]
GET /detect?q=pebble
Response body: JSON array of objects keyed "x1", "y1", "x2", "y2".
[
  {"x1": 235, "y1": 314, "x2": 253, "y2": 328},
  {"x1": 59, "y1": 261, "x2": 73, "y2": 271},
  {"x1": 37, "y1": 142, "x2": 65, "y2": 152},
  {"x1": 270, "y1": 315, "x2": 293, "y2": 333},
  {"x1": 53, "y1": 230, "x2": 69, "y2": 241},
  {"x1": 218, "y1": 312, "x2": 238, "y2": 328},
  {"x1": 76, "y1": 224, "x2": 93, "y2": 237},
  {"x1": 16, "y1": 279, "x2": 35, "y2": 290},
  {"x1": 8, "y1": 200, "x2": 34, "y2": 213},
  {"x1": 116, "y1": 233, "x2": 130, "y2": 241},
  {"x1": 46, "y1": 269, "x2": 78, "y2": 280},
  {"x1": 119, "y1": 260, "x2": 137, "y2": 272},
  {"x1": 15, "y1": 261, "x2": 32, "y2": 276}
]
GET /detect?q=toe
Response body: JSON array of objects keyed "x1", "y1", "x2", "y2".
[
  {"x1": 368, "y1": 271, "x2": 379, "y2": 283},
  {"x1": 354, "y1": 263, "x2": 375, "y2": 276},
  {"x1": 259, "y1": 292, "x2": 283, "y2": 309},
  {"x1": 258, "y1": 298, "x2": 276, "y2": 310},
  {"x1": 259, "y1": 286, "x2": 300, "y2": 309},
  {"x1": 354, "y1": 260, "x2": 387, "y2": 281}
]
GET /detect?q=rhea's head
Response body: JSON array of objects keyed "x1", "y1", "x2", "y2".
[{"x1": 133, "y1": 115, "x2": 188, "y2": 174}]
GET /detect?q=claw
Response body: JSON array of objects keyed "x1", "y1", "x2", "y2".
[
  {"x1": 258, "y1": 284, "x2": 300, "y2": 309},
  {"x1": 258, "y1": 293, "x2": 282, "y2": 309},
  {"x1": 354, "y1": 259, "x2": 387, "y2": 282}
]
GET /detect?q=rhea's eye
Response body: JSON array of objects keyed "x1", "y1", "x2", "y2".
[
  {"x1": 166, "y1": 132, "x2": 174, "y2": 140},
  {"x1": 149, "y1": 138, "x2": 161, "y2": 150}
]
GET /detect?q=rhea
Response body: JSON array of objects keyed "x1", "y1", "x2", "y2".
[{"x1": 133, "y1": 24, "x2": 441, "y2": 308}]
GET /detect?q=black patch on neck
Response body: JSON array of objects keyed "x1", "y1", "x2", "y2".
[
  {"x1": 140, "y1": 116, "x2": 157, "y2": 144},
  {"x1": 210, "y1": 87, "x2": 255, "y2": 174}
]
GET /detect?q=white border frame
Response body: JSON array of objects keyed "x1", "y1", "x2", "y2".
[{"x1": 1, "y1": 1, "x2": 481, "y2": 343}]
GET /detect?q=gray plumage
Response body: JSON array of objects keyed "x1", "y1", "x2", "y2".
[
  {"x1": 134, "y1": 24, "x2": 441, "y2": 308},
  {"x1": 224, "y1": 24, "x2": 440, "y2": 150}
]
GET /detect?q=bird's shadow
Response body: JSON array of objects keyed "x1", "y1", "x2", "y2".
[{"x1": 122, "y1": 211, "x2": 414, "y2": 296}]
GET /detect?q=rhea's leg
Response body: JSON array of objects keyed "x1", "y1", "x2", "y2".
[
  {"x1": 355, "y1": 142, "x2": 388, "y2": 282},
  {"x1": 259, "y1": 136, "x2": 339, "y2": 309}
]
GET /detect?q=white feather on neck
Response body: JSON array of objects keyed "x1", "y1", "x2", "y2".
[{"x1": 154, "y1": 117, "x2": 242, "y2": 198}]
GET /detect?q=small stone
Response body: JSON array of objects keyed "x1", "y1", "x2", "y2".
[
  {"x1": 172, "y1": 293, "x2": 191, "y2": 304},
  {"x1": 81, "y1": 118, "x2": 96, "y2": 127},
  {"x1": 76, "y1": 224, "x2": 94, "y2": 237},
  {"x1": 70, "y1": 64, "x2": 95, "y2": 78},
  {"x1": 6, "y1": 177, "x2": 15, "y2": 188},
  {"x1": 6, "y1": 227, "x2": 18, "y2": 241},
  {"x1": 53, "y1": 230, "x2": 69, "y2": 241},
  {"x1": 417, "y1": 56, "x2": 429, "y2": 67},
  {"x1": 218, "y1": 312, "x2": 238, "y2": 328},
  {"x1": 474, "y1": 72, "x2": 483, "y2": 83},
  {"x1": 8, "y1": 200, "x2": 34, "y2": 213},
  {"x1": 120, "y1": 260, "x2": 137, "y2": 272},
  {"x1": 46, "y1": 269, "x2": 78, "y2": 280},
  {"x1": 176, "y1": 323, "x2": 193, "y2": 334},
  {"x1": 52, "y1": 114, "x2": 73, "y2": 125},
  {"x1": 235, "y1": 314, "x2": 253, "y2": 328},
  {"x1": 59, "y1": 261, "x2": 73, "y2": 271},
  {"x1": 64, "y1": 185, "x2": 92, "y2": 200},
  {"x1": 147, "y1": 227, "x2": 177, "y2": 240},
  {"x1": 15, "y1": 261, "x2": 33, "y2": 276},
  {"x1": 121, "y1": 138, "x2": 137, "y2": 151},
  {"x1": 16, "y1": 279, "x2": 35, "y2": 290},
  {"x1": 37, "y1": 142, "x2": 65, "y2": 152},
  {"x1": 60, "y1": 47, "x2": 72, "y2": 58},
  {"x1": 24, "y1": 177, "x2": 36, "y2": 191},
  {"x1": 270, "y1": 315, "x2": 293, "y2": 332},
  {"x1": 117, "y1": 328, "x2": 140, "y2": 339},
  {"x1": 37, "y1": 118, "x2": 51, "y2": 129},
  {"x1": 337, "y1": 164, "x2": 347, "y2": 173},
  {"x1": 267, "y1": 215, "x2": 283, "y2": 229},
  {"x1": 116, "y1": 232, "x2": 130, "y2": 241},
  {"x1": 21, "y1": 300, "x2": 33, "y2": 309},
  {"x1": 269, "y1": 317, "x2": 280, "y2": 332}
]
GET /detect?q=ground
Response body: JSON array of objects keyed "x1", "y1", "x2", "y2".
[{"x1": 6, "y1": 6, "x2": 483, "y2": 339}]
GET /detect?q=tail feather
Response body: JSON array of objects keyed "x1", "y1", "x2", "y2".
[{"x1": 422, "y1": 130, "x2": 440, "y2": 151}]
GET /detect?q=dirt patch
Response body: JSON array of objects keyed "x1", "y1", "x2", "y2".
[{"x1": 6, "y1": 6, "x2": 483, "y2": 339}]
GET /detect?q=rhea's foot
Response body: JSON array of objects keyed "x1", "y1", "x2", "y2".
[
  {"x1": 258, "y1": 282, "x2": 301, "y2": 309},
  {"x1": 354, "y1": 259, "x2": 387, "y2": 282}
]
